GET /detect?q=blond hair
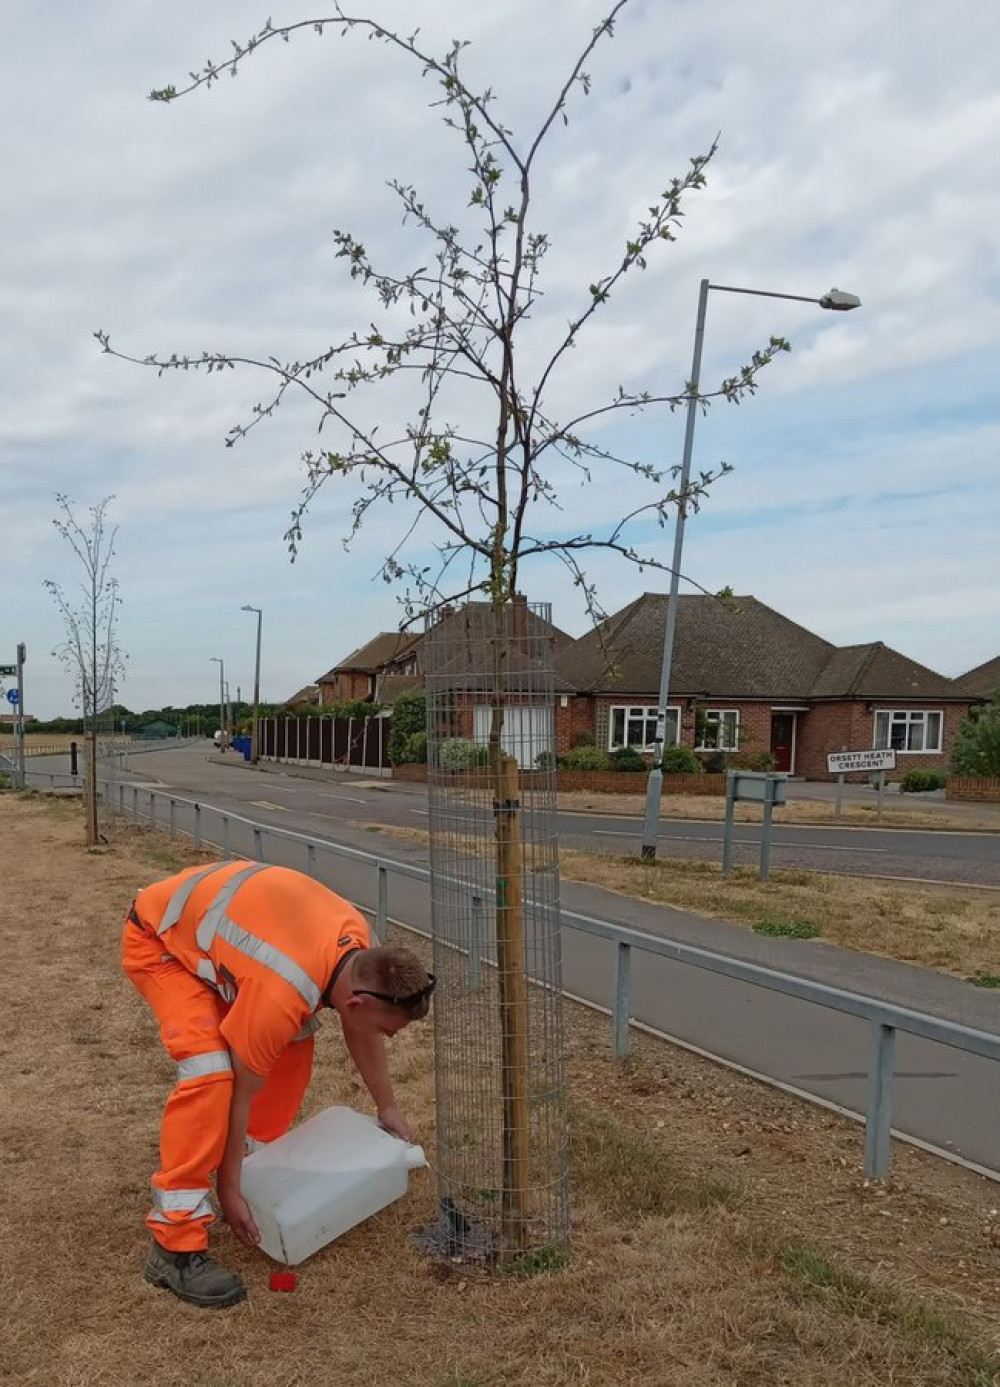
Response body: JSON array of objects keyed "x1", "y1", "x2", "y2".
[{"x1": 353, "y1": 945, "x2": 434, "y2": 1019}]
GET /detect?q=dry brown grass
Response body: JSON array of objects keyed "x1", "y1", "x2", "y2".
[
  {"x1": 556, "y1": 789, "x2": 1000, "y2": 833},
  {"x1": 3, "y1": 789, "x2": 1000, "y2": 1386},
  {"x1": 360, "y1": 822, "x2": 1000, "y2": 980}
]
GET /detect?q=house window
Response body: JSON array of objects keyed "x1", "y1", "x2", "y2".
[
  {"x1": 608, "y1": 705, "x2": 680, "y2": 752},
  {"x1": 874, "y1": 709, "x2": 942, "y2": 753},
  {"x1": 697, "y1": 709, "x2": 739, "y2": 751}
]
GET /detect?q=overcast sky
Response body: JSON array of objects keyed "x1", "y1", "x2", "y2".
[{"x1": 2, "y1": 0, "x2": 998, "y2": 719}]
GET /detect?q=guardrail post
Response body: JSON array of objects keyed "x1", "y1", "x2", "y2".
[
  {"x1": 118, "y1": 783, "x2": 124, "y2": 815},
  {"x1": 375, "y1": 862, "x2": 388, "y2": 941},
  {"x1": 760, "y1": 777, "x2": 775, "y2": 883},
  {"x1": 132, "y1": 786, "x2": 138, "y2": 818},
  {"x1": 149, "y1": 792, "x2": 156, "y2": 828},
  {"x1": 253, "y1": 825, "x2": 263, "y2": 861},
  {"x1": 222, "y1": 815, "x2": 231, "y2": 858},
  {"x1": 613, "y1": 941, "x2": 632, "y2": 1060},
  {"x1": 169, "y1": 798, "x2": 176, "y2": 839},
  {"x1": 306, "y1": 842, "x2": 317, "y2": 877},
  {"x1": 721, "y1": 775, "x2": 736, "y2": 877},
  {"x1": 864, "y1": 1021, "x2": 896, "y2": 1179},
  {"x1": 469, "y1": 892, "x2": 483, "y2": 991},
  {"x1": 194, "y1": 803, "x2": 202, "y2": 848}
]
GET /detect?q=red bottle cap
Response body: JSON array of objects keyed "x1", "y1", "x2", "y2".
[{"x1": 269, "y1": 1271, "x2": 297, "y2": 1292}]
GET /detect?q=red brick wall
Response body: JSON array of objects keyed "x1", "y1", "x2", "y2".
[
  {"x1": 947, "y1": 776, "x2": 1000, "y2": 802},
  {"x1": 320, "y1": 671, "x2": 373, "y2": 705},
  {"x1": 555, "y1": 696, "x2": 595, "y2": 753},
  {"x1": 797, "y1": 702, "x2": 974, "y2": 781},
  {"x1": 392, "y1": 764, "x2": 725, "y2": 796}
]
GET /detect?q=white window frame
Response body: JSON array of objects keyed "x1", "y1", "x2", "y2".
[
  {"x1": 873, "y1": 709, "x2": 943, "y2": 754},
  {"x1": 607, "y1": 704, "x2": 680, "y2": 753},
  {"x1": 696, "y1": 708, "x2": 740, "y2": 751}
]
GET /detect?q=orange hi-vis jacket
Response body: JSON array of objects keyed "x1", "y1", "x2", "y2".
[
  {"x1": 124, "y1": 861, "x2": 370, "y2": 1252},
  {"x1": 131, "y1": 860, "x2": 370, "y2": 1076}
]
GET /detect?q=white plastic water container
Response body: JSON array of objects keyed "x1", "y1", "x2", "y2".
[{"x1": 241, "y1": 1105, "x2": 427, "y2": 1265}]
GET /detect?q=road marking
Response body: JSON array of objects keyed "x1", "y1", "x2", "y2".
[
  {"x1": 316, "y1": 793, "x2": 369, "y2": 805},
  {"x1": 590, "y1": 829, "x2": 889, "y2": 855},
  {"x1": 250, "y1": 801, "x2": 290, "y2": 812},
  {"x1": 409, "y1": 808, "x2": 429, "y2": 817}
]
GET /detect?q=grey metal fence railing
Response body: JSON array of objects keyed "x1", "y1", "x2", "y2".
[{"x1": 22, "y1": 764, "x2": 1000, "y2": 1181}]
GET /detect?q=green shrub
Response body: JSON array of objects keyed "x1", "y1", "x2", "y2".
[
  {"x1": 438, "y1": 738, "x2": 489, "y2": 770},
  {"x1": 660, "y1": 744, "x2": 701, "y2": 774},
  {"x1": 402, "y1": 730, "x2": 428, "y2": 765},
  {"x1": 731, "y1": 750, "x2": 777, "y2": 772},
  {"x1": 951, "y1": 697, "x2": 1000, "y2": 776},
  {"x1": 535, "y1": 749, "x2": 557, "y2": 770},
  {"x1": 387, "y1": 689, "x2": 427, "y2": 765},
  {"x1": 609, "y1": 745, "x2": 646, "y2": 772},
  {"x1": 558, "y1": 744, "x2": 611, "y2": 771},
  {"x1": 899, "y1": 769, "x2": 947, "y2": 793},
  {"x1": 571, "y1": 730, "x2": 596, "y2": 748}
]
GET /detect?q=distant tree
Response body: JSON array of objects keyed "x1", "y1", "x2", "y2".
[
  {"x1": 44, "y1": 495, "x2": 127, "y2": 844},
  {"x1": 951, "y1": 696, "x2": 1000, "y2": 777}
]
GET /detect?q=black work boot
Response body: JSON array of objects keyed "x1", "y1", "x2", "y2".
[{"x1": 144, "y1": 1241, "x2": 246, "y2": 1308}]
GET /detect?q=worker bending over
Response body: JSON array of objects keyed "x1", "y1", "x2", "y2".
[{"x1": 123, "y1": 859, "x2": 434, "y2": 1308}]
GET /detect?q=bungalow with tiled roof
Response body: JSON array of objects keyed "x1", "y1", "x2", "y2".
[
  {"x1": 552, "y1": 593, "x2": 977, "y2": 779},
  {"x1": 316, "y1": 631, "x2": 423, "y2": 706}
]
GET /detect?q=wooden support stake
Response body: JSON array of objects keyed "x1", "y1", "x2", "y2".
[{"x1": 494, "y1": 751, "x2": 531, "y2": 1249}]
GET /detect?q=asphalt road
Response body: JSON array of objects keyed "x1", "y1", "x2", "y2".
[
  {"x1": 86, "y1": 742, "x2": 1000, "y2": 888},
  {"x1": 26, "y1": 743, "x2": 1000, "y2": 1175}
]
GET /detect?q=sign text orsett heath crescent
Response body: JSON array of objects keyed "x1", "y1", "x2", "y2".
[{"x1": 826, "y1": 748, "x2": 897, "y2": 774}]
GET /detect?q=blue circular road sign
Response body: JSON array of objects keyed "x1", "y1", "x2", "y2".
[{"x1": 5, "y1": 688, "x2": 19, "y2": 705}]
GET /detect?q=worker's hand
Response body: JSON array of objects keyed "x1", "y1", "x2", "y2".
[
  {"x1": 219, "y1": 1183, "x2": 261, "y2": 1248},
  {"x1": 378, "y1": 1105, "x2": 414, "y2": 1143}
]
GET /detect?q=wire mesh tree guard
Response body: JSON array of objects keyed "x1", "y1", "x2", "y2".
[{"x1": 421, "y1": 598, "x2": 570, "y2": 1266}]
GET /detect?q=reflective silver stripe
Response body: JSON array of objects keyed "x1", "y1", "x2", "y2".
[
  {"x1": 151, "y1": 1185, "x2": 213, "y2": 1217},
  {"x1": 177, "y1": 1051, "x2": 232, "y2": 1082},
  {"x1": 196, "y1": 958, "x2": 218, "y2": 987},
  {"x1": 195, "y1": 863, "x2": 269, "y2": 951},
  {"x1": 157, "y1": 862, "x2": 235, "y2": 937},
  {"x1": 215, "y1": 915, "x2": 321, "y2": 1011},
  {"x1": 293, "y1": 1014, "x2": 322, "y2": 1042}
]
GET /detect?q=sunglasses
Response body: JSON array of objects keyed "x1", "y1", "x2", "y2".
[{"x1": 352, "y1": 974, "x2": 436, "y2": 1009}]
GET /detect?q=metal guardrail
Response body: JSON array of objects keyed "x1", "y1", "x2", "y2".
[{"x1": 23, "y1": 764, "x2": 1000, "y2": 1180}]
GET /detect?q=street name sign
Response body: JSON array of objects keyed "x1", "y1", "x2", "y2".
[{"x1": 827, "y1": 748, "x2": 897, "y2": 774}]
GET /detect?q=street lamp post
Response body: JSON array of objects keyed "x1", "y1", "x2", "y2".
[
  {"x1": 241, "y1": 605, "x2": 263, "y2": 764},
  {"x1": 210, "y1": 657, "x2": 225, "y2": 749},
  {"x1": 639, "y1": 281, "x2": 861, "y2": 861}
]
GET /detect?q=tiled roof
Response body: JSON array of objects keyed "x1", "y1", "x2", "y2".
[
  {"x1": 554, "y1": 593, "x2": 969, "y2": 701},
  {"x1": 810, "y1": 643, "x2": 960, "y2": 700},
  {"x1": 283, "y1": 684, "x2": 319, "y2": 707},
  {"x1": 953, "y1": 655, "x2": 1000, "y2": 698},
  {"x1": 554, "y1": 594, "x2": 834, "y2": 698},
  {"x1": 317, "y1": 630, "x2": 422, "y2": 682}
]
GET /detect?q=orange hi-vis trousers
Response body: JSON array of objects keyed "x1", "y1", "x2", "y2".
[{"x1": 123, "y1": 917, "x2": 315, "y2": 1252}]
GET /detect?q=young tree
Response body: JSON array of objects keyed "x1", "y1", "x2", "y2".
[
  {"x1": 44, "y1": 495, "x2": 127, "y2": 845},
  {"x1": 96, "y1": 2, "x2": 786, "y2": 1258}
]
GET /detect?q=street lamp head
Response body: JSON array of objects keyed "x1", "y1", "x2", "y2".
[{"x1": 819, "y1": 288, "x2": 861, "y2": 312}]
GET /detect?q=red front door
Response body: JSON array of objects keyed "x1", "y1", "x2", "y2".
[{"x1": 770, "y1": 713, "x2": 795, "y2": 773}]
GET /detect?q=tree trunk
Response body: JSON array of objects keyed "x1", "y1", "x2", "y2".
[{"x1": 84, "y1": 730, "x2": 99, "y2": 846}]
